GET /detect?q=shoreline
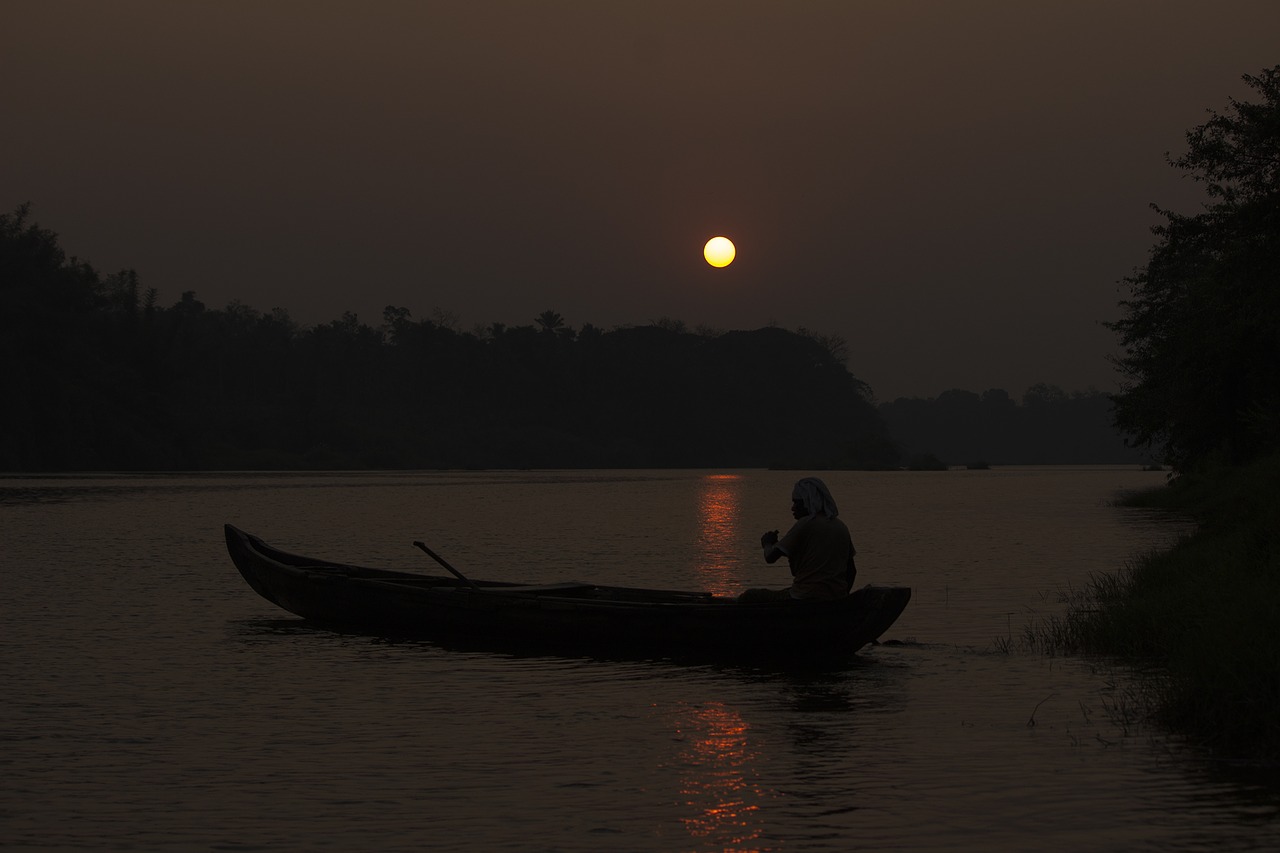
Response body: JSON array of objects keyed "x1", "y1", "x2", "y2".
[{"x1": 1029, "y1": 452, "x2": 1280, "y2": 762}]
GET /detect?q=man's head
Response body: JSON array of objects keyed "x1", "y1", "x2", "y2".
[{"x1": 791, "y1": 477, "x2": 839, "y2": 520}]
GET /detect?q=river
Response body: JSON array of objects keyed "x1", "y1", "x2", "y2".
[{"x1": 2, "y1": 467, "x2": 1277, "y2": 850}]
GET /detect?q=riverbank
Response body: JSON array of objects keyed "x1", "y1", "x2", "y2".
[{"x1": 1029, "y1": 452, "x2": 1280, "y2": 761}]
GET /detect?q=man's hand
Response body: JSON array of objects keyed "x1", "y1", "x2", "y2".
[{"x1": 760, "y1": 530, "x2": 779, "y2": 549}]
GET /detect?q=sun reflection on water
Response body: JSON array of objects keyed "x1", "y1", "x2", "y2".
[
  {"x1": 695, "y1": 473, "x2": 745, "y2": 597},
  {"x1": 673, "y1": 701, "x2": 771, "y2": 851}
]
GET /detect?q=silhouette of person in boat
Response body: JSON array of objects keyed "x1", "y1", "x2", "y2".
[{"x1": 739, "y1": 477, "x2": 856, "y2": 603}]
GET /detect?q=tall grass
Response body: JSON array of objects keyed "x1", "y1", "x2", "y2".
[{"x1": 1028, "y1": 452, "x2": 1280, "y2": 760}]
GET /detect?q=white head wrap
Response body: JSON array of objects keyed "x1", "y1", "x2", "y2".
[{"x1": 792, "y1": 477, "x2": 838, "y2": 519}]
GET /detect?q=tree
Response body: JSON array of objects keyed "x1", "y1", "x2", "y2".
[
  {"x1": 535, "y1": 309, "x2": 564, "y2": 333},
  {"x1": 1109, "y1": 66, "x2": 1280, "y2": 470}
]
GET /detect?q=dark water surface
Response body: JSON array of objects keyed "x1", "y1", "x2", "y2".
[{"x1": 3, "y1": 468, "x2": 1277, "y2": 851}]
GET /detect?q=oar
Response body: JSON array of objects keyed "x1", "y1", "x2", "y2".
[{"x1": 413, "y1": 540, "x2": 481, "y2": 591}]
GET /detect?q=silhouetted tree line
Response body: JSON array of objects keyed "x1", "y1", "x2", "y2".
[
  {"x1": 1110, "y1": 66, "x2": 1280, "y2": 471},
  {"x1": 2, "y1": 203, "x2": 1142, "y2": 471},
  {"x1": 879, "y1": 387, "x2": 1149, "y2": 468},
  {"x1": 1, "y1": 206, "x2": 898, "y2": 470}
]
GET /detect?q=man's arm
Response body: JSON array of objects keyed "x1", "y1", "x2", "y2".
[{"x1": 761, "y1": 529, "x2": 785, "y2": 564}]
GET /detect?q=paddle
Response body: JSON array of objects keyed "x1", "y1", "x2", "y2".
[{"x1": 413, "y1": 540, "x2": 481, "y2": 591}]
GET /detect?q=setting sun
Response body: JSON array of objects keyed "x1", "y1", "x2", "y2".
[{"x1": 703, "y1": 236, "x2": 735, "y2": 268}]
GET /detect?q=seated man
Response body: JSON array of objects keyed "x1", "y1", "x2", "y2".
[{"x1": 739, "y1": 477, "x2": 856, "y2": 602}]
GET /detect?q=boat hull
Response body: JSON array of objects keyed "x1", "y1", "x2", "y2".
[{"x1": 224, "y1": 524, "x2": 911, "y2": 659}]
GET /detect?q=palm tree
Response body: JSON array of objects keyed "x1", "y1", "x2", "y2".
[{"x1": 535, "y1": 310, "x2": 564, "y2": 334}]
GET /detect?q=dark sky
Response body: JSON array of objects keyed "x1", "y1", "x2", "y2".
[{"x1": 5, "y1": 1, "x2": 1277, "y2": 400}]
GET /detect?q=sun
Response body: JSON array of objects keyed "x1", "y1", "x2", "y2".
[{"x1": 703, "y1": 236, "x2": 736, "y2": 268}]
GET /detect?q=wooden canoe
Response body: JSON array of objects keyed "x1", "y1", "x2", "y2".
[{"x1": 224, "y1": 524, "x2": 911, "y2": 659}]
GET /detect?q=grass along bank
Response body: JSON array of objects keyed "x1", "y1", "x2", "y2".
[{"x1": 1026, "y1": 452, "x2": 1280, "y2": 761}]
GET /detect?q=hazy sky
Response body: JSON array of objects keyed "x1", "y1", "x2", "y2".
[{"x1": 5, "y1": 1, "x2": 1277, "y2": 400}]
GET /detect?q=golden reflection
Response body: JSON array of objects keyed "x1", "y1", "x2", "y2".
[
  {"x1": 696, "y1": 473, "x2": 745, "y2": 596},
  {"x1": 673, "y1": 701, "x2": 769, "y2": 850}
]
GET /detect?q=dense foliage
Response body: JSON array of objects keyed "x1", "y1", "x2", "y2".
[
  {"x1": 1027, "y1": 67, "x2": 1280, "y2": 761},
  {"x1": 1, "y1": 206, "x2": 901, "y2": 470},
  {"x1": 2, "y1": 205, "x2": 1143, "y2": 472},
  {"x1": 879, "y1": 386, "x2": 1146, "y2": 467},
  {"x1": 1109, "y1": 66, "x2": 1280, "y2": 470}
]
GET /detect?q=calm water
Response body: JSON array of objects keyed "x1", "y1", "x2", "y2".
[{"x1": 2, "y1": 468, "x2": 1277, "y2": 851}]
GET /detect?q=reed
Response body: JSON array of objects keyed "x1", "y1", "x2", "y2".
[{"x1": 1027, "y1": 452, "x2": 1280, "y2": 760}]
